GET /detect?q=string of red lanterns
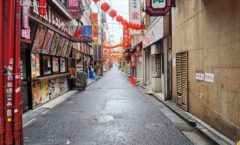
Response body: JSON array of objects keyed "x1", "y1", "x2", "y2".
[
  {"x1": 103, "y1": 35, "x2": 134, "y2": 49},
  {"x1": 93, "y1": 0, "x2": 146, "y2": 31}
]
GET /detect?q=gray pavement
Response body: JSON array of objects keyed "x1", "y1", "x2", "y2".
[{"x1": 24, "y1": 68, "x2": 213, "y2": 145}]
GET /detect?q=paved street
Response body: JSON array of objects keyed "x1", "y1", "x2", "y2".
[{"x1": 24, "y1": 68, "x2": 213, "y2": 145}]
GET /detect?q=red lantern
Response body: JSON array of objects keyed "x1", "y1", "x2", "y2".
[
  {"x1": 92, "y1": 0, "x2": 99, "y2": 3},
  {"x1": 116, "y1": 16, "x2": 123, "y2": 23},
  {"x1": 141, "y1": 24, "x2": 146, "y2": 29},
  {"x1": 109, "y1": 9, "x2": 117, "y2": 18},
  {"x1": 121, "y1": 19, "x2": 128, "y2": 26},
  {"x1": 39, "y1": 0, "x2": 47, "y2": 15},
  {"x1": 101, "y1": 2, "x2": 110, "y2": 12}
]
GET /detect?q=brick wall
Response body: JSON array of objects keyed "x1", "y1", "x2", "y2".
[{"x1": 171, "y1": 0, "x2": 240, "y2": 141}]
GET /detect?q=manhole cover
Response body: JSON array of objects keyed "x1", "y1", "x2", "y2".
[
  {"x1": 89, "y1": 115, "x2": 114, "y2": 123},
  {"x1": 145, "y1": 122, "x2": 167, "y2": 132}
]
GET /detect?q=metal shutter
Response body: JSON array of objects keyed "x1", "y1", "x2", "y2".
[{"x1": 176, "y1": 52, "x2": 188, "y2": 111}]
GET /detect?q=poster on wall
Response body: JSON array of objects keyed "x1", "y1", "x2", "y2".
[
  {"x1": 32, "y1": 82, "x2": 42, "y2": 107},
  {"x1": 61, "y1": 39, "x2": 69, "y2": 56},
  {"x1": 32, "y1": 24, "x2": 47, "y2": 53},
  {"x1": 42, "y1": 29, "x2": 54, "y2": 54},
  {"x1": 31, "y1": 54, "x2": 40, "y2": 78},
  {"x1": 52, "y1": 57, "x2": 60, "y2": 73},
  {"x1": 56, "y1": 36, "x2": 65, "y2": 56},
  {"x1": 50, "y1": 33, "x2": 60, "y2": 55},
  {"x1": 60, "y1": 58, "x2": 66, "y2": 73},
  {"x1": 48, "y1": 77, "x2": 68, "y2": 99},
  {"x1": 66, "y1": 41, "x2": 73, "y2": 57},
  {"x1": 41, "y1": 80, "x2": 50, "y2": 103}
]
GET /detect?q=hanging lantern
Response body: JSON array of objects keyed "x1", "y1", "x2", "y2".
[
  {"x1": 109, "y1": 9, "x2": 117, "y2": 18},
  {"x1": 121, "y1": 19, "x2": 128, "y2": 26},
  {"x1": 39, "y1": 0, "x2": 47, "y2": 15},
  {"x1": 101, "y1": 2, "x2": 110, "y2": 12},
  {"x1": 92, "y1": 0, "x2": 99, "y2": 3},
  {"x1": 116, "y1": 15, "x2": 123, "y2": 23}
]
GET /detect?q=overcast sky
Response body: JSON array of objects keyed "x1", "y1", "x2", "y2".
[{"x1": 91, "y1": 0, "x2": 129, "y2": 44}]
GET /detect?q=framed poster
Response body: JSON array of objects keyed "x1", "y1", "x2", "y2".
[
  {"x1": 31, "y1": 54, "x2": 40, "y2": 78},
  {"x1": 42, "y1": 55, "x2": 52, "y2": 76},
  {"x1": 32, "y1": 82, "x2": 42, "y2": 107},
  {"x1": 49, "y1": 33, "x2": 60, "y2": 55},
  {"x1": 61, "y1": 39, "x2": 69, "y2": 56},
  {"x1": 66, "y1": 41, "x2": 73, "y2": 57},
  {"x1": 60, "y1": 58, "x2": 67, "y2": 73},
  {"x1": 32, "y1": 24, "x2": 47, "y2": 53},
  {"x1": 42, "y1": 29, "x2": 54, "y2": 54},
  {"x1": 56, "y1": 36, "x2": 65, "y2": 56},
  {"x1": 41, "y1": 80, "x2": 50, "y2": 103},
  {"x1": 52, "y1": 57, "x2": 60, "y2": 74}
]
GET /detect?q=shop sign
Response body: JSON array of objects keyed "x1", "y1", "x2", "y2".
[
  {"x1": 195, "y1": 73, "x2": 205, "y2": 81},
  {"x1": 205, "y1": 73, "x2": 214, "y2": 83},
  {"x1": 68, "y1": 0, "x2": 81, "y2": 19},
  {"x1": 123, "y1": 25, "x2": 130, "y2": 49},
  {"x1": 146, "y1": 0, "x2": 172, "y2": 16},
  {"x1": 81, "y1": 26, "x2": 92, "y2": 37},
  {"x1": 32, "y1": 0, "x2": 72, "y2": 36},
  {"x1": 129, "y1": 0, "x2": 141, "y2": 35},
  {"x1": 21, "y1": 28, "x2": 31, "y2": 39},
  {"x1": 22, "y1": 0, "x2": 30, "y2": 28},
  {"x1": 91, "y1": 13, "x2": 98, "y2": 45},
  {"x1": 143, "y1": 17, "x2": 163, "y2": 48}
]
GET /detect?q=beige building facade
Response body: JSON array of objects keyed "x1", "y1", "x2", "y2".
[{"x1": 171, "y1": 0, "x2": 240, "y2": 141}]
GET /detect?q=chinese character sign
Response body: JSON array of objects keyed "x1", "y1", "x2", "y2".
[
  {"x1": 152, "y1": 0, "x2": 166, "y2": 9},
  {"x1": 68, "y1": 0, "x2": 81, "y2": 19},
  {"x1": 91, "y1": 13, "x2": 98, "y2": 45},
  {"x1": 123, "y1": 25, "x2": 129, "y2": 49},
  {"x1": 129, "y1": 0, "x2": 141, "y2": 35},
  {"x1": 81, "y1": 26, "x2": 92, "y2": 37}
]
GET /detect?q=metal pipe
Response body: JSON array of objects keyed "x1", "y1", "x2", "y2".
[
  {"x1": 3, "y1": 0, "x2": 15, "y2": 144},
  {"x1": 0, "y1": 0, "x2": 5, "y2": 144},
  {"x1": 13, "y1": 0, "x2": 23, "y2": 144}
]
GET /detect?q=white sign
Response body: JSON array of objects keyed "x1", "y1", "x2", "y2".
[
  {"x1": 195, "y1": 73, "x2": 205, "y2": 81},
  {"x1": 21, "y1": 29, "x2": 31, "y2": 39},
  {"x1": 152, "y1": 0, "x2": 166, "y2": 9},
  {"x1": 143, "y1": 17, "x2": 163, "y2": 48},
  {"x1": 129, "y1": 0, "x2": 141, "y2": 35},
  {"x1": 205, "y1": 73, "x2": 214, "y2": 83}
]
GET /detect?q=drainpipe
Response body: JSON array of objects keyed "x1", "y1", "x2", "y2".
[
  {"x1": 0, "y1": 0, "x2": 4, "y2": 144},
  {"x1": 3, "y1": 0, "x2": 15, "y2": 144},
  {"x1": 13, "y1": 0, "x2": 23, "y2": 144}
]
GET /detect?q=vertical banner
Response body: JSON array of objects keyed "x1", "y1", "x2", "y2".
[
  {"x1": 123, "y1": 25, "x2": 129, "y2": 49},
  {"x1": 91, "y1": 13, "x2": 98, "y2": 45},
  {"x1": 68, "y1": 0, "x2": 81, "y2": 19},
  {"x1": 129, "y1": 0, "x2": 141, "y2": 35}
]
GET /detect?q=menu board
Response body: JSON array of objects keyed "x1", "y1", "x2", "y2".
[
  {"x1": 61, "y1": 39, "x2": 69, "y2": 56},
  {"x1": 66, "y1": 41, "x2": 73, "y2": 57},
  {"x1": 31, "y1": 54, "x2": 40, "y2": 78},
  {"x1": 49, "y1": 33, "x2": 60, "y2": 55},
  {"x1": 60, "y1": 58, "x2": 66, "y2": 73},
  {"x1": 56, "y1": 36, "x2": 65, "y2": 56},
  {"x1": 52, "y1": 57, "x2": 60, "y2": 73},
  {"x1": 42, "y1": 29, "x2": 54, "y2": 54},
  {"x1": 32, "y1": 24, "x2": 47, "y2": 53}
]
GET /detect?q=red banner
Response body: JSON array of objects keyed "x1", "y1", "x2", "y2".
[
  {"x1": 68, "y1": 0, "x2": 81, "y2": 18},
  {"x1": 123, "y1": 25, "x2": 130, "y2": 49},
  {"x1": 91, "y1": 13, "x2": 98, "y2": 45}
]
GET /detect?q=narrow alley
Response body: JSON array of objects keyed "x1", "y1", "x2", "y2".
[{"x1": 24, "y1": 68, "x2": 213, "y2": 145}]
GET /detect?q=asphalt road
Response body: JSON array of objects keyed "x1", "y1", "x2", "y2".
[{"x1": 24, "y1": 68, "x2": 213, "y2": 145}]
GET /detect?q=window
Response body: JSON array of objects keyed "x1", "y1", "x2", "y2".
[
  {"x1": 42, "y1": 55, "x2": 52, "y2": 75},
  {"x1": 151, "y1": 54, "x2": 161, "y2": 78}
]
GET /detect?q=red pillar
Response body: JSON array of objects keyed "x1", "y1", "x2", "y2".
[
  {"x1": 0, "y1": 0, "x2": 5, "y2": 144},
  {"x1": 3, "y1": 0, "x2": 15, "y2": 144},
  {"x1": 13, "y1": 0, "x2": 23, "y2": 144}
]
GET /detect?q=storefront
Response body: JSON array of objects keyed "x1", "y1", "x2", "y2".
[
  {"x1": 143, "y1": 15, "x2": 171, "y2": 99},
  {"x1": 20, "y1": 1, "x2": 74, "y2": 111}
]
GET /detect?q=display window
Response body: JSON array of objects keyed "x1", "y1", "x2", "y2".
[
  {"x1": 66, "y1": 41, "x2": 73, "y2": 57},
  {"x1": 61, "y1": 39, "x2": 69, "y2": 56},
  {"x1": 41, "y1": 55, "x2": 52, "y2": 76},
  {"x1": 60, "y1": 58, "x2": 67, "y2": 73},
  {"x1": 42, "y1": 29, "x2": 54, "y2": 54},
  {"x1": 52, "y1": 57, "x2": 60, "y2": 74},
  {"x1": 49, "y1": 33, "x2": 60, "y2": 55},
  {"x1": 31, "y1": 54, "x2": 41, "y2": 78},
  {"x1": 32, "y1": 24, "x2": 47, "y2": 53},
  {"x1": 56, "y1": 36, "x2": 65, "y2": 56}
]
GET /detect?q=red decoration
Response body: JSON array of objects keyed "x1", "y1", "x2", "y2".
[
  {"x1": 101, "y1": 2, "x2": 110, "y2": 12},
  {"x1": 39, "y1": 0, "x2": 47, "y2": 15},
  {"x1": 92, "y1": 0, "x2": 99, "y2": 3},
  {"x1": 109, "y1": 9, "x2": 117, "y2": 18},
  {"x1": 116, "y1": 16, "x2": 123, "y2": 23}
]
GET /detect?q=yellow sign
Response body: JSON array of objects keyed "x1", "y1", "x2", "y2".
[{"x1": 237, "y1": 140, "x2": 240, "y2": 145}]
